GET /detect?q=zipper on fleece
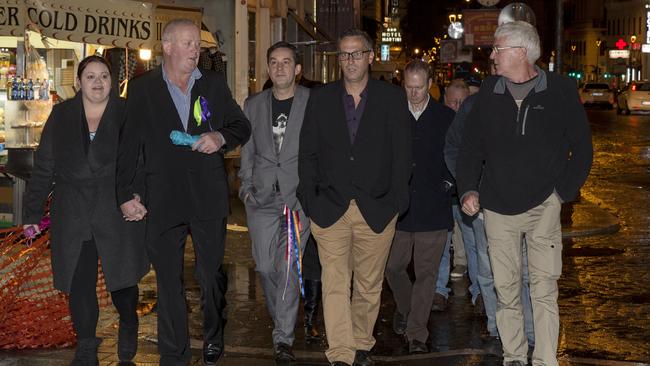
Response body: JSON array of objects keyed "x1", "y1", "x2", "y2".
[{"x1": 521, "y1": 105, "x2": 530, "y2": 135}]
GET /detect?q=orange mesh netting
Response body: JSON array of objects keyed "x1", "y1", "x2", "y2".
[{"x1": 0, "y1": 224, "x2": 111, "y2": 349}]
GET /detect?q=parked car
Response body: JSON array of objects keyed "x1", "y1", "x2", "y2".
[
  {"x1": 579, "y1": 83, "x2": 615, "y2": 109},
  {"x1": 617, "y1": 81, "x2": 650, "y2": 114}
]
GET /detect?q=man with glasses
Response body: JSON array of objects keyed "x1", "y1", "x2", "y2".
[
  {"x1": 456, "y1": 21, "x2": 592, "y2": 366},
  {"x1": 298, "y1": 29, "x2": 411, "y2": 366}
]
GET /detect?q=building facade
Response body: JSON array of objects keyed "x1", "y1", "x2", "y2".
[{"x1": 564, "y1": 0, "x2": 649, "y2": 86}]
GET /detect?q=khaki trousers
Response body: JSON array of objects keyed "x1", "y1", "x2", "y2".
[
  {"x1": 484, "y1": 193, "x2": 562, "y2": 366},
  {"x1": 310, "y1": 200, "x2": 397, "y2": 365}
]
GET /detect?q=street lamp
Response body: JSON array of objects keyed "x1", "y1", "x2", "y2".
[{"x1": 595, "y1": 39, "x2": 601, "y2": 80}]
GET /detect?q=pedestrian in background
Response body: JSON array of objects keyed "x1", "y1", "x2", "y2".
[
  {"x1": 444, "y1": 72, "x2": 535, "y2": 345},
  {"x1": 384, "y1": 59, "x2": 454, "y2": 354},
  {"x1": 430, "y1": 79, "x2": 472, "y2": 313}
]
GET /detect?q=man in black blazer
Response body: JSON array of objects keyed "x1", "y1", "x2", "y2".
[
  {"x1": 297, "y1": 29, "x2": 411, "y2": 366},
  {"x1": 117, "y1": 19, "x2": 250, "y2": 366}
]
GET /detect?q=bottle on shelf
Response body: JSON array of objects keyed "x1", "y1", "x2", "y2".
[
  {"x1": 6, "y1": 75, "x2": 12, "y2": 100},
  {"x1": 19, "y1": 77, "x2": 26, "y2": 100},
  {"x1": 26, "y1": 78, "x2": 34, "y2": 100},
  {"x1": 33, "y1": 78, "x2": 40, "y2": 101},
  {"x1": 11, "y1": 76, "x2": 20, "y2": 100},
  {"x1": 40, "y1": 79, "x2": 49, "y2": 101}
]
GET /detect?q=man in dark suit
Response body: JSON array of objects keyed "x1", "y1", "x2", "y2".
[
  {"x1": 297, "y1": 29, "x2": 411, "y2": 366},
  {"x1": 117, "y1": 19, "x2": 250, "y2": 366}
]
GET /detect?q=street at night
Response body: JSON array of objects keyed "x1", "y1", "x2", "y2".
[
  {"x1": 3, "y1": 107, "x2": 648, "y2": 366},
  {"x1": 556, "y1": 108, "x2": 650, "y2": 363},
  {"x1": 2, "y1": 0, "x2": 650, "y2": 365}
]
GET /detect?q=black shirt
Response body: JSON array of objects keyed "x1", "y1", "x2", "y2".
[
  {"x1": 341, "y1": 87, "x2": 368, "y2": 144},
  {"x1": 272, "y1": 95, "x2": 293, "y2": 153}
]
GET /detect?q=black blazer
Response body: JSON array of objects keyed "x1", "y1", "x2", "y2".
[
  {"x1": 297, "y1": 78, "x2": 412, "y2": 233},
  {"x1": 23, "y1": 92, "x2": 148, "y2": 293},
  {"x1": 117, "y1": 68, "x2": 250, "y2": 237},
  {"x1": 396, "y1": 99, "x2": 454, "y2": 232}
]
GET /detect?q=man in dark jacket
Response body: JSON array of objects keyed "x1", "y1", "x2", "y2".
[
  {"x1": 117, "y1": 19, "x2": 251, "y2": 366},
  {"x1": 298, "y1": 29, "x2": 411, "y2": 366},
  {"x1": 384, "y1": 60, "x2": 454, "y2": 354},
  {"x1": 456, "y1": 21, "x2": 592, "y2": 366}
]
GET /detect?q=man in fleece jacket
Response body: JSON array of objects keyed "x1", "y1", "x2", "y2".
[{"x1": 456, "y1": 21, "x2": 592, "y2": 366}]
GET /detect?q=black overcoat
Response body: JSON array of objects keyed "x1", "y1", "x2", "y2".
[
  {"x1": 396, "y1": 99, "x2": 455, "y2": 232},
  {"x1": 115, "y1": 68, "x2": 251, "y2": 238},
  {"x1": 23, "y1": 92, "x2": 148, "y2": 293}
]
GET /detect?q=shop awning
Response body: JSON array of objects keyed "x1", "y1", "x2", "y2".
[{"x1": 0, "y1": 0, "x2": 202, "y2": 50}]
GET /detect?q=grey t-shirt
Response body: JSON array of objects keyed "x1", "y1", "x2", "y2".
[{"x1": 506, "y1": 75, "x2": 538, "y2": 109}]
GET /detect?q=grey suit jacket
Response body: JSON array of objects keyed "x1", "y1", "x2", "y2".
[{"x1": 239, "y1": 85, "x2": 310, "y2": 211}]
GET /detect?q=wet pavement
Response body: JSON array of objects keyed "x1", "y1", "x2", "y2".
[{"x1": 2, "y1": 108, "x2": 649, "y2": 365}]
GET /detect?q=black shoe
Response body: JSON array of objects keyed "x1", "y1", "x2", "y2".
[
  {"x1": 203, "y1": 343, "x2": 223, "y2": 366},
  {"x1": 71, "y1": 337, "x2": 101, "y2": 366},
  {"x1": 304, "y1": 279, "x2": 322, "y2": 342},
  {"x1": 331, "y1": 362, "x2": 351, "y2": 366},
  {"x1": 117, "y1": 321, "x2": 138, "y2": 361},
  {"x1": 430, "y1": 293, "x2": 448, "y2": 312},
  {"x1": 408, "y1": 339, "x2": 428, "y2": 354},
  {"x1": 392, "y1": 310, "x2": 407, "y2": 335},
  {"x1": 353, "y1": 350, "x2": 374, "y2": 366},
  {"x1": 274, "y1": 342, "x2": 296, "y2": 362},
  {"x1": 473, "y1": 294, "x2": 486, "y2": 316}
]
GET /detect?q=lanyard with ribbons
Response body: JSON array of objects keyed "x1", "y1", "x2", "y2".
[{"x1": 282, "y1": 205, "x2": 304, "y2": 300}]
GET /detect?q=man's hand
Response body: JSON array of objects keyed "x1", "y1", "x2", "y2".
[
  {"x1": 461, "y1": 192, "x2": 481, "y2": 216},
  {"x1": 120, "y1": 194, "x2": 148, "y2": 221},
  {"x1": 192, "y1": 132, "x2": 225, "y2": 154}
]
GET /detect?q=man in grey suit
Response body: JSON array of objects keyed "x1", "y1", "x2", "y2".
[{"x1": 239, "y1": 41, "x2": 310, "y2": 363}]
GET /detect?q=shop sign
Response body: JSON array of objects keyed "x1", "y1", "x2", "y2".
[
  {"x1": 642, "y1": 44, "x2": 650, "y2": 53},
  {"x1": 609, "y1": 49, "x2": 630, "y2": 59},
  {"x1": 462, "y1": 9, "x2": 499, "y2": 46},
  {"x1": 381, "y1": 27, "x2": 401, "y2": 43},
  {"x1": 0, "y1": 0, "x2": 202, "y2": 50}
]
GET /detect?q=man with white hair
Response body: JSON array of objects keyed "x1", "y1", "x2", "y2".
[{"x1": 456, "y1": 21, "x2": 592, "y2": 366}]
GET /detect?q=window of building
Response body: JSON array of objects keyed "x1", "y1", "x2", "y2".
[
  {"x1": 629, "y1": 17, "x2": 632, "y2": 35},
  {"x1": 607, "y1": 20, "x2": 611, "y2": 36}
]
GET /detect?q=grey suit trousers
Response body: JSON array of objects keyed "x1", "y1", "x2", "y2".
[{"x1": 246, "y1": 192, "x2": 310, "y2": 345}]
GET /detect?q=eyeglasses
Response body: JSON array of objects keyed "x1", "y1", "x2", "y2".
[
  {"x1": 492, "y1": 45, "x2": 525, "y2": 54},
  {"x1": 337, "y1": 50, "x2": 371, "y2": 61}
]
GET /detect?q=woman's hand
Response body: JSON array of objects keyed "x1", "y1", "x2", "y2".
[{"x1": 23, "y1": 224, "x2": 41, "y2": 239}]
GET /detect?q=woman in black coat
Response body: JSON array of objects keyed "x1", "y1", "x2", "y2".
[{"x1": 23, "y1": 55, "x2": 148, "y2": 365}]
